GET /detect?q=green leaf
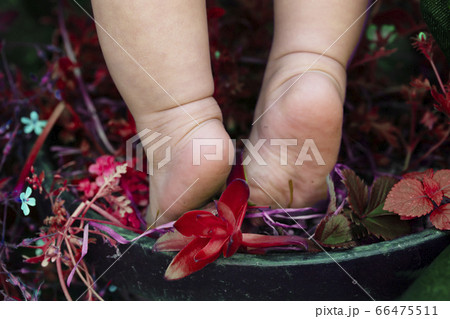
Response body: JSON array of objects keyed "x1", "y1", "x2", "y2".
[
  {"x1": 361, "y1": 204, "x2": 411, "y2": 240},
  {"x1": 366, "y1": 24, "x2": 377, "y2": 41},
  {"x1": 313, "y1": 214, "x2": 354, "y2": 248},
  {"x1": 380, "y1": 24, "x2": 396, "y2": 38},
  {"x1": 342, "y1": 169, "x2": 368, "y2": 217},
  {"x1": 366, "y1": 176, "x2": 398, "y2": 214}
]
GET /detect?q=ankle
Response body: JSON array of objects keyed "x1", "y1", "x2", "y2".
[{"x1": 266, "y1": 51, "x2": 347, "y2": 99}]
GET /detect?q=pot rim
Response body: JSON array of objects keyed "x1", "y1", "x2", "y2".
[{"x1": 121, "y1": 226, "x2": 447, "y2": 267}]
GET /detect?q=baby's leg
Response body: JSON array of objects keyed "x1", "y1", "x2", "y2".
[
  {"x1": 92, "y1": 1, "x2": 232, "y2": 225},
  {"x1": 246, "y1": 0, "x2": 368, "y2": 207}
]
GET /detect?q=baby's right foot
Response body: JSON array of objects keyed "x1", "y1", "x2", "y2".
[
  {"x1": 135, "y1": 97, "x2": 232, "y2": 226},
  {"x1": 245, "y1": 53, "x2": 346, "y2": 208}
]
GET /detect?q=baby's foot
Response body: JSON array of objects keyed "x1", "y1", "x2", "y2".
[
  {"x1": 135, "y1": 97, "x2": 232, "y2": 225},
  {"x1": 245, "y1": 53, "x2": 346, "y2": 208}
]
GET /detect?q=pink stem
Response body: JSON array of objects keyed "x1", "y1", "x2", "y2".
[
  {"x1": 56, "y1": 255, "x2": 72, "y2": 301},
  {"x1": 88, "y1": 202, "x2": 126, "y2": 226},
  {"x1": 428, "y1": 58, "x2": 446, "y2": 94},
  {"x1": 14, "y1": 102, "x2": 66, "y2": 194}
]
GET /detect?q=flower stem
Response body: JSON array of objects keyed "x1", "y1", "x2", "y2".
[
  {"x1": 87, "y1": 202, "x2": 125, "y2": 226},
  {"x1": 65, "y1": 238, "x2": 103, "y2": 301},
  {"x1": 56, "y1": 255, "x2": 72, "y2": 301},
  {"x1": 57, "y1": 0, "x2": 116, "y2": 155},
  {"x1": 428, "y1": 57, "x2": 446, "y2": 93},
  {"x1": 411, "y1": 126, "x2": 450, "y2": 168},
  {"x1": 72, "y1": 217, "x2": 142, "y2": 233}
]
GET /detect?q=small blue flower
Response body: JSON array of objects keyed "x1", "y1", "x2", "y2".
[
  {"x1": 108, "y1": 285, "x2": 118, "y2": 293},
  {"x1": 35, "y1": 239, "x2": 45, "y2": 256},
  {"x1": 19, "y1": 187, "x2": 36, "y2": 216},
  {"x1": 21, "y1": 111, "x2": 47, "y2": 135}
]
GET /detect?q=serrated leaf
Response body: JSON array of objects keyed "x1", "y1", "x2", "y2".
[
  {"x1": 423, "y1": 177, "x2": 443, "y2": 205},
  {"x1": 430, "y1": 203, "x2": 450, "y2": 230},
  {"x1": 350, "y1": 223, "x2": 369, "y2": 240},
  {"x1": 313, "y1": 214, "x2": 353, "y2": 247},
  {"x1": 366, "y1": 176, "x2": 397, "y2": 214},
  {"x1": 384, "y1": 178, "x2": 434, "y2": 217},
  {"x1": 361, "y1": 204, "x2": 411, "y2": 240},
  {"x1": 342, "y1": 169, "x2": 368, "y2": 217},
  {"x1": 433, "y1": 169, "x2": 450, "y2": 198}
]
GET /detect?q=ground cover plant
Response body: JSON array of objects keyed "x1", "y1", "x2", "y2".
[{"x1": 0, "y1": 0, "x2": 448, "y2": 300}]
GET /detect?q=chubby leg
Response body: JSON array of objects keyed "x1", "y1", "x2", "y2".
[
  {"x1": 92, "y1": 0, "x2": 232, "y2": 225},
  {"x1": 246, "y1": 0, "x2": 368, "y2": 207}
]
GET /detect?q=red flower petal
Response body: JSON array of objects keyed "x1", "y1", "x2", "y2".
[
  {"x1": 194, "y1": 236, "x2": 228, "y2": 262},
  {"x1": 422, "y1": 177, "x2": 444, "y2": 205},
  {"x1": 384, "y1": 178, "x2": 434, "y2": 217},
  {"x1": 174, "y1": 210, "x2": 226, "y2": 237},
  {"x1": 430, "y1": 204, "x2": 450, "y2": 230},
  {"x1": 23, "y1": 255, "x2": 45, "y2": 264},
  {"x1": 216, "y1": 201, "x2": 236, "y2": 229},
  {"x1": 433, "y1": 169, "x2": 450, "y2": 198},
  {"x1": 153, "y1": 231, "x2": 193, "y2": 252},
  {"x1": 242, "y1": 233, "x2": 308, "y2": 249},
  {"x1": 218, "y1": 179, "x2": 249, "y2": 226},
  {"x1": 164, "y1": 237, "x2": 219, "y2": 281},
  {"x1": 223, "y1": 230, "x2": 242, "y2": 258}
]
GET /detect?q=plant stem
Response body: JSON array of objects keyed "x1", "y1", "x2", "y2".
[
  {"x1": 0, "y1": 203, "x2": 7, "y2": 258},
  {"x1": 88, "y1": 202, "x2": 125, "y2": 226},
  {"x1": 56, "y1": 255, "x2": 72, "y2": 301},
  {"x1": 65, "y1": 238, "x2": 103, "y2": 301},
  {"x1": 428, "y1": 57, "x2": 446, "y2": 93},
  {"x1": 72, "y1": 217, "x2": 142, "y2": 233},
  {"x1": 57, "y1": 1, "x2": 116, "y2": 155},
  {"x1": 411, "y1": 126, "x2": 450, "y2": 168}
]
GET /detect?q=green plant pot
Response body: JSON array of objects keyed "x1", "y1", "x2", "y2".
[{"x1": 89, "y1": 227, "x2": 449, "y2": 300}]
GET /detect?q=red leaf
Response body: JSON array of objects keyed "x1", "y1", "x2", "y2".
[
  {"x1": 384, "y1": 179, "x2": 434, "y2": 217},
  {"x1": 313, "y1": 215, "x2": 353, "y2": 247},
  {"x1": 422, "y1": 177, "x2": 443, "y2": 205},
  {"x1": 242, "y1": 233, "x2": 308, "y2": 250},
  {"x1": 403, "y1": 168, "x2": 434, "y2": 180},
  {"x1": 164, "y1": 238, "x2": 218, "y2": 281},
  {"x1": 433, "y1": 169, "x2": 450, "y2": 198},
  {"x1": 0, "y1": 10, "x2": 18, "y2": 33},
  {"x1": 342, "y1": 169, "x2": 368, "y2": 216},
  {"x1": 430, "y1": 204, "x2": 450, "y2": 230},
  {"x1": 207, "y1": 7, "x2": 225, "y2": 19},
  {"x1": 431, "y1": 87, "x2": 450, "y2": 116}
]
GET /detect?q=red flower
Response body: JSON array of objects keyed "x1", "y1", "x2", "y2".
[
  {"x1": 154, "y1": 179, "x2": 307, "y2": 280},
  {"x1": 88, "y1": 155, "x2": 119, "y2": 186},
  {"x1": 77, "y1": 178, "x2": 98, "y2": 198}
]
